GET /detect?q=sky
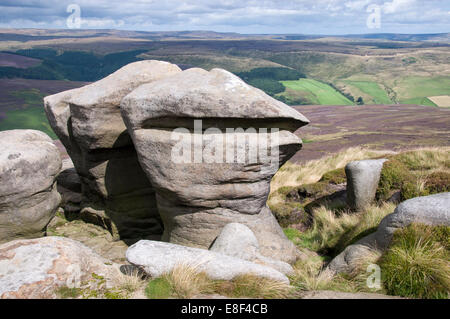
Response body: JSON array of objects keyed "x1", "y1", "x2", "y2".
[{"x1": 0, "y1": 0, "x2": 449, "y2": 35}]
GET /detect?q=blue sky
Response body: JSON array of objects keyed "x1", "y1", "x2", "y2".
[{"x1": 0, "y1": 0, "x2": 449, "y2": 34}]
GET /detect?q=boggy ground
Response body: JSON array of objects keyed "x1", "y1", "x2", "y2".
[{"x1": 292, "y1": 104, "x2": 450, "y2": 163}]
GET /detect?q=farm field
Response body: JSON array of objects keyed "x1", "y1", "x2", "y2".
[
  {"x1": 344, "y1": 81, "x2": 392, "y2": 104},
  {"x1": 279, "y1": 79, "x2": 354, "y2": 105}
]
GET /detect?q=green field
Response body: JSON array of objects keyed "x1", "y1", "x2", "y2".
[
  {"x1": 0, "y1": 88, "x2": 56, "y2": 138},
  {"x1": 401, "y1": 97, "x2": 437, "y2": 107},
  {"x1": 0, "y1": 106, "x2": 57, "y2": 139},
  {"x1": 344, "y1": 81, "x2": 392, "y2": 104},
  {"x1": 396, "y1": 76, "x2": 450, "y2": 105},
  {"x1": 279, "y1": 79, "x2": 354, "y2": 105}
]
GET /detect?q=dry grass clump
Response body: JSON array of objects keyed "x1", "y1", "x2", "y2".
[
  {"x1": 145, "y1": 263, "x2": 293, "y2": 299},
  {"x1": 290, "y1": 249, "x2": 384, "y2": 294},
  {"x1": 285, "y1": 202, "x2": 395, "y2": 254}
]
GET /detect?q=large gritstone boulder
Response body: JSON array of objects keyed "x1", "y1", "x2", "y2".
[
  {"x1": 0, "y1": 130, "x2": 61, "y2": 243},
  {"x1": 121, "y1": 68, "x2": 309, "y2": 263},
  {"x1": 44, "y1": 60, "x2": 182, "y2": 240}
]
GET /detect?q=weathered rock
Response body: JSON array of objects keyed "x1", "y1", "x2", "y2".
[
  {"x1": 0, "y1": 130, "x2": 61, "y2": 243},
  {"x1": 126, "y1": 240, "x2": 290, "y2": 284},
  {"x1": 44, "y1": 60, "x2": 182, "y2": 240},
  {"x1": 210, "y1": 223, "x2": 294, "y2": 275},
  {"x1": 328, "y1": 192, "x2": 450, "y2": 274},
  {"x1": 56, "y1": 158, "x2": 82, "y2": 214},
  {"x1": 121, "y1": 67, "x2": 309, "y2": 263},
  {"x1": 346, "y1": 159, "x2": 387, "y2": 210},
  {"x1": 0, "y1": 236, "x2": 116, "y2": 299}
]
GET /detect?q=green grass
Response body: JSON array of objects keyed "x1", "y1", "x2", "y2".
[
  {"x1": 396, "y1": 76, "x2": 450, "y2": 103},
  {"x1": 379, "y1": 224, "x2": 450, "y2": 299},
  {"x1": 146, "y1": 278, "x2": 173, "y2": 299},
  {"x1": 280, "y1": 79, "x2": 354, "y2": 105},
  {"x1": 0, "y1": 106, "x2": 57, "y2": 139},
  {"x1": 0, "y1": 89, "x2": 56, "y2": 139},
  {"x1": 344, "y1": 81, "x2": 392, "y2": 104},
  {"x1": 401, "y1": 97, "x2": 438, "y2": 107}
]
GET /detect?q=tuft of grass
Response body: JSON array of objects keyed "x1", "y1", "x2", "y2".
[
  {"x1": 284, "y1": 203, "x2": 394, "y2": 255},
  {"x1": 146, "y1": 277, "x2": 173, "y2": 299},
  {"x1": 379, "y1": 224, "x2": 450, "y2": 299},
  {"x1": 319, "y1": 167, "x2": 347, "y2": 185},
  {"x1": 377, "y1": 148, "x2": 450, "y2": 201},
  {"x1": 56, "y1": 286, "x2": 82, "y2": 299},
  {"x1": 214, "y1": 275, "x2": 292, "y2": 299}
]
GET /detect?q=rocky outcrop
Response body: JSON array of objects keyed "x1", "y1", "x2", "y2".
[
  {"x1": 44, "y1": 60, "x2": 182, "y2": 240},
  {"x1": 126, "y1": 240, "x2": 289, "y2": 284},
  {"x1": 0, "y1": 130, "x2": 61, "y2": 243},
  {"x1": 121, "y1": 67, "x2": 309, "y2": 263},
  {"x1": 328, "y1": 192, "x2": 450, "y2": 274},
  {"x1": 346, "y1": 159, "x2": 387, "y2": 210},
  {"x1": 0, "y1": 236, "x2": 117, "y2": 299},
  {"x1": 210, "y1": 223, "x2": 294, "y2": 275}
]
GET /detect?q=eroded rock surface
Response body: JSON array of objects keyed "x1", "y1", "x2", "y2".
[
  {"x1": 210, "y1": 223, "x2": 294, "y2": 275},
  {"x1": 0, "y1": 236, "x2": 116, "y2": 299},
  {"x1": 0, "y1": 130, "x2": 61, "y2": 243},
  {"x1": 44, "y1": 60, "x2": 182, "y2": 240},
  {"x1": 121, "y1": 67, "x2": 309, "y2": 263}
]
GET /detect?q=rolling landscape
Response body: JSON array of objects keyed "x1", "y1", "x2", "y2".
[
  {"x1": 0, "y1": 28, "x2": 449, "y2": 158},
  {"x1": 0, "y1": 24, "x2": 449, "y2": 302}
]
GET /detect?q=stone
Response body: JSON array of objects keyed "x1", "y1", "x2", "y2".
[
  {"x1": 328, "y1": 192, "x2": 450, "y2": 274},
  {"x1": 210, "y1": 223, "x2": 294, "y2": 275},
  {"x1": 44, "y1": 60, "x2": 182, "y2": 240},
  {"x1": 346, "y1": 159, "x2": 387, "y2": 210},
  {"x1": 0, "y1": 130, "x2": 61, "y2": 243},
  {"x1": 56, "y1": 158, "x2": 82, "y2": 214},
  {"x1": 121, "y1": 67, "x2": 309, "y2": 263},
  {"x1": 126, "y1": 240, "x2": 290, "y2": 284},
  {"x1": 0, "y1": 236, "x2": 117, "y2": 299}
]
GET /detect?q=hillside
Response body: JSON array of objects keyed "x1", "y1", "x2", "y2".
[{"x1": 0, "y1": 29, "x2": 449, "y2": 136}]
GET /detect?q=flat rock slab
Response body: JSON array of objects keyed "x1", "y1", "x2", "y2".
[
  {"x1": 126, "y1": 240, "x2": 290, "y2": 284},
  {"x1": 0, "y1": 236, "x2": 116, "y2": 299}
]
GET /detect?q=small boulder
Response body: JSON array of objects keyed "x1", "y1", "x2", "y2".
[
  {"x1": 0, "y1": 236, "x2": 116, "y2": 299},
  {"x1": 0, "y1": 130, "x2": 61, "y2": 243},
  {"x1": 210, "y1": 223, "x2": 294, "y2": 275},
  {"x1": 328, "y1": 192, "x2": 450, "y2": 274},
  {"x1": 346, "y1": 159, "x2": 387, "y2": 210},
  {"x1": 126, "y1": 240, "x2": 289, "y2": 284}
]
